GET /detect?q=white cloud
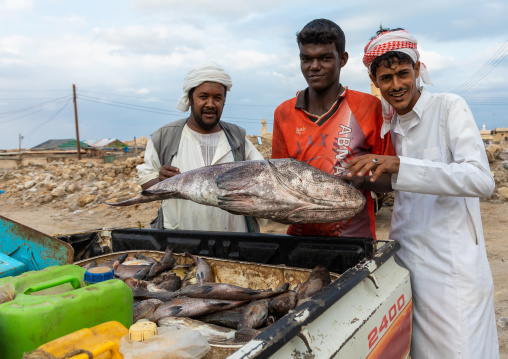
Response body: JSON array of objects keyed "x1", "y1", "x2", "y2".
[
  {"x1": 227, "y1": 50, "x2": 278, "y2": 70},
  {"x1": 132, "y1": 0, "x2": 282, "y2": 19},
  {"x1": 418, "y1": 48, "x2": 454, "y2": 71},
  {"x1": 0, "y1": 1, "x2": 507, "y2": 149},
  {"x1": 0, "y1": 0, "x2": 32, "y2": 11},
  {"x1": 340, "y1": 15, "x2": 387, "y2": 34},
  {"x1": 43, "y1": 15, "x2": 88, "y2": 27},
  {"x1": 0, "y1": 36, "x2": 32, "y2": 55},
  {"x1": 451, "y1": 18, "x2": 476, "y2": 28}
]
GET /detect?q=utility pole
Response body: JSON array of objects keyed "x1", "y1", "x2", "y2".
[
  {"x1": 134, "y1": 136, "x2": 138, "y2": 156},
  {"x1": 73, "y1": 84, "x2": 81, "y2": 160},
  {"x1": 18, "y1": 133, "x2": 22, "y2": 161}
]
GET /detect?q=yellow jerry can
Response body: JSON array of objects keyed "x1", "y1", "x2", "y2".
[{"x1": 37, "y1": 321, "x2": 128, "y2": 359}]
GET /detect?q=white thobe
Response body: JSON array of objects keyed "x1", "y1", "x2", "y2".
[
  {"x1": 390, "y1": 88, "x2": 499, "y2": 358},
  {"x1": 137, "y1": 125, "x2": 265, "y2": 232}
]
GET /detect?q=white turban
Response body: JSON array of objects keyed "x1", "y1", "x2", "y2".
[{"x1": 176, "y1": 61, "x2": 233, "y2": 112}]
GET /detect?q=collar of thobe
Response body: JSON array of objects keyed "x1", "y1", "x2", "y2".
[{"x1": 392, "y1": 87, "x2": 430, "y2": 135}]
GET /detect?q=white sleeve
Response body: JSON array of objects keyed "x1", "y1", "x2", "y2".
[
  {"x1": 244, "y1": 137, "x2": 265, "y2": 160},
  {"x1": 394, "y1": 97, "x2": 494, "y2": 198},
  {"x1": 136, "y1": 140, "x2": 161, "y2": 185}
]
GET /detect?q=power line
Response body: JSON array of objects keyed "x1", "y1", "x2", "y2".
[
  {"x1": 79, "y1": 89, "x2": 280, "y2": 108},
  {"x1": 0, "y1": 98, "x2": 69, "y2": 100},
  {"x1": 79, "y1": 94, "x2": 182, "y2": 115},
  {"x1": 24, "y1": 98, "x2": 72, "y2": 138},
  {"x1": 78, "y1": 95, "x2": 273, "y2": 123},
  {"x1": 79, "y1": 97, "x2": 181, "y2": 116},
  {"x1": 0, "y1": 89, "x2": 69, "y2": 92},
  {"x1": 0, "y1": 95, "x2": 72, "y2": 118},
  {"x1": 78, "y1": 90, "x2": 166, "y2": 100},
  {"x1": 0, "y1": 87, "x2": 274, "y2": 135},
  {"x1": 450, "y1": 40, "x2": 508, "y2": 95},
  {"x1": 0, "y1": 97, "x2": 72, "y2": 125}
]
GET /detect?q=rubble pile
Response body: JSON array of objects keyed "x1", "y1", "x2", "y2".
[
  {"x1": 0, "y1": 137, "x2": 272, "y2": 212},
  {"x1": 1, "y1": 139, "x2": 506, "y2": 213},
  {"x1": 247, "y1": 133, "x2": 273, "y2": 160},
  {"x1": 0, "y1": 156, "x2": 146, "y2": 211},
  {"x1": 381, "y1": 144, "x2": 508, "y2": 207},
  {"x1": 487, "y1": 144, "x2": 508, "y2": 202}
]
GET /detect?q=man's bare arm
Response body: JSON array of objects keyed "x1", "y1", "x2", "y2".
[{"x1": 141, "y1": 165, "x2": 181, "y2": 190}]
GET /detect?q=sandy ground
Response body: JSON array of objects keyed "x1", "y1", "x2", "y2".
[{"x1": 0, "y1": 200, "x2": 506, "y2": 356}]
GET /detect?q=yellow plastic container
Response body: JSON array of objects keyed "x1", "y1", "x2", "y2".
[{"x1": 37, "y1": 321, "x2": 128, "y2": 359}]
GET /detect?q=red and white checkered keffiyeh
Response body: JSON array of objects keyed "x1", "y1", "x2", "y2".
[
  {"x1": 362, "y1": 30, "x2": 432, "y2": 138},
  {"x1": 362, "y1": 29, "x2": 432, "y2": 86},
  {"x1": 363, "y1": 34, "x2": 417, "y2": 68}
]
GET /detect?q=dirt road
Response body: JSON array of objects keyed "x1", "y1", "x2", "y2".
[{"x1": 0, "y1": 200, "x2": 506, "y2": 355}]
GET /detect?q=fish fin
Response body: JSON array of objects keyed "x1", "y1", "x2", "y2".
[
  {"x1": 217, "y1": 193, "x2": 256, "y2": 213},
  {"x1": 216, "y1": 165, "x2": 260, "y2": 191}
]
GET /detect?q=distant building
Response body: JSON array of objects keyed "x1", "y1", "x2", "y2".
[
  {"x1": 493, "y1": 127, "x2": 508, "y2": 142},
  {"x1": 370, "y1": 81, "x2": 381, "y2": 100},
  {"x1": 480, "y1": 124, "x2": 494, "y2": 143},
  {"x1": 261, "y1": 118, "x2": 268, "y2": 136},
  {"x1": 89, "y1": 138, "x2": 127, "y2": 148},
  {"x1": 31, "y1": 139, "x2": 90, "y2": 151},
  {"x1": 83, "y1": 139, "x2": 97, "y2": 146}
]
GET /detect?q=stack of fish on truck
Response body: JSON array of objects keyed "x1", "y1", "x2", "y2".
[{"x1": 80, "y1": 246, "x2": 333, "y2": 343}]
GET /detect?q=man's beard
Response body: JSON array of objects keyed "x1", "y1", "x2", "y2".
[{"x1": 191, "y1": 107, "x2": 221, "y2": 131}]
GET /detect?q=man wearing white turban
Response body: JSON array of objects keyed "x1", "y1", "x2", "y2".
[
  {"x1": 346, "y1": 28, "x2": 499, "y2": 358},
  {"x1": 136, "y1": 62, "x2": 264, "y2": 232}
]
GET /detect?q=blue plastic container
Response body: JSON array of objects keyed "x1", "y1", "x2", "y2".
[
  {"x1": 0, "y1": 215, "x2": 73, "y2": 278},
  {"x1": 0, "y1": 253, "x2": 25, "y2": 278}
]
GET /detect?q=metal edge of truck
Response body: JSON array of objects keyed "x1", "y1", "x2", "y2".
[{"x1": 228, "y1": 239, "x2": 412, "y2": 359}]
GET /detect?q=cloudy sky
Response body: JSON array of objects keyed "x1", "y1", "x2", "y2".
[{"x1": 0, "y1": 0, "x2": 507, "y2": 150}]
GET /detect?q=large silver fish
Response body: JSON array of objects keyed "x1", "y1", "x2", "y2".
[{"x1": 107, "y1": 159, "x2": 365, "y2": 224}]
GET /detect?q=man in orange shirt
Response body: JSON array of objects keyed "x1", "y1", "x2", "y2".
[{"x1": 272, "y1": 19, "x2": 394, "y2": 238}]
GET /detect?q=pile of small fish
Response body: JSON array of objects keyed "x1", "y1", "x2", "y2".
[{"x1": 84, "y1": 247, "x2": 332, "y2": 343}]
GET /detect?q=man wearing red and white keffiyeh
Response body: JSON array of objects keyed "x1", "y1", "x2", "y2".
[
  {"x1": 346, "y1": 28, "x2": 499, "y2": 359},
  {"x1": 363, "y1": 29, "x2": 433, "y2": 138}
]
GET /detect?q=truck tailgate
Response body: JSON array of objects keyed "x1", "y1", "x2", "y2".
[{"x1": 56, "y1": 228, "x2": 374, "y2": 274}]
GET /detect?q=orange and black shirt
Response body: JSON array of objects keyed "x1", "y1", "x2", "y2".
[{"x1": 272, "y1": 87, "x2": 394, "y2": 238}]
